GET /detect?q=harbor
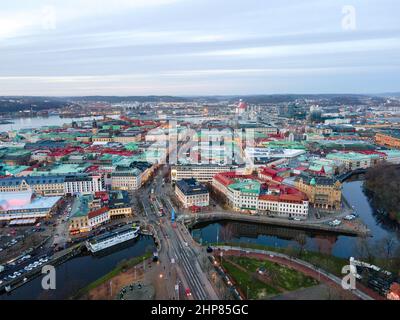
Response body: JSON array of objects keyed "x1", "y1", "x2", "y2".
[
  {"x1": 0, "y1": 222, "x2": 160, "y2": 297},
  {"x1": 0, "y1": 235, "x2": 155, "y2": 300}
]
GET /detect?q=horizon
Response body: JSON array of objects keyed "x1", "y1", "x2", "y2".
[
  {"x1": 1, "y1": 92, "x2": 400, "y2": 99},
  {"x1": 1, "y1": 0, "x2": 400, "y2": 95}
]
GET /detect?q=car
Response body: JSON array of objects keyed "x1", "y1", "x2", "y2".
[
  {"x1": 185, "y1": 288, "x2": 192, "y2": 296},
  {"x1": 293, "y1": 218, "x2": 301, "y2": 221}
]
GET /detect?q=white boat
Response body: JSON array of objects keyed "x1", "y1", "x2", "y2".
[{"x1": 86, "y1": 225, "x2": 140, "y2": 253}]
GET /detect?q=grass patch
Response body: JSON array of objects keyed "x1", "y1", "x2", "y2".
[
  {"x1": 73, "y1": 252, "x2": 152, "y2": 299},
  {"x1": 222, "y1": 259, "x2": 280, "y2": 299},
  {"x1": 210, "y1": 241, "x2": 348, "y2": 277},
  {"x1": 229, "y1": 256, "x2": 318, "y2": 292}
]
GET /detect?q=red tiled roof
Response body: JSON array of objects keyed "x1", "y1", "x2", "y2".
[{"x1": 88, "y1": 207, "x2": 108, "y2": 219}]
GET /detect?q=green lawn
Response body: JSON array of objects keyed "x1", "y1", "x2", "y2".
[
  {"x1": 221, "y1": 255, "x2": 318, "y2": 299},
  {"x1": 211, "y1": 241, "x2": 348, "y2": 277},
  {"x1": 229, "y1": 256, "x2": 318, "y2": 292},
  {"x1": 222, "y1": 259, "x2": 280, "y2": 299}
]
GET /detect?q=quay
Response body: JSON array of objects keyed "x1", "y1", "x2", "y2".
[
  {"x1": 0, "y1": 243, "x2": 85, "y2": 294},
  {"x1": 184, "y1": 212, "x2": 371, "y2": 237}
]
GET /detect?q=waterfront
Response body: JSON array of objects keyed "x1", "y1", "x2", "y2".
[
  {"x1": 191, "y1": 180, "x2": 400, "y2": 259},
  {"x1": 0, "y1": 115, "x2": 119, "y2": 132},
  {"x1": 0, "y1": 236, "x2": 155, "y2": 300}
]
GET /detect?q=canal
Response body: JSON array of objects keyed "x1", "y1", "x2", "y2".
[
  {"x1": 191, "y1": 179, "x2": 400, "y2": 259},
  {"x1": 1, "y1": 236, "x2": 155, "y2": 300}
]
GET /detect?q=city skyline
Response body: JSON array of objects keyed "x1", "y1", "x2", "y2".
[{"x1": 1, "y1": 0, "x2": 400, "y2": 96}]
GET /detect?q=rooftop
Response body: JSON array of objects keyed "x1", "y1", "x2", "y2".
[{"x1": 176, "y1": 178, "x2": 208, "y2": 195}]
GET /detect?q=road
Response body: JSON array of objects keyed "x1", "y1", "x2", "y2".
[{"x1": 139, "y1": 166, "x2": 218, "y2": 300}]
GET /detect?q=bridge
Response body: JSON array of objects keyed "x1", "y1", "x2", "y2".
[{"x1": 336, "y1": 168, "x2": 367, "y2": 182}]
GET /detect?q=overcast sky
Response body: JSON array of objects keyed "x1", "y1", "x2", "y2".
[{"x1": 0, "y1": 0, "x2": 399, "y2": 96}]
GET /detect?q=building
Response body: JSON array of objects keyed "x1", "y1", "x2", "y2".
[
  {"x1": 69, "y1": 195, "x2": 112, "y2": 234},
  {"x1": 171, "y1": 164, "x2": 239, "y2": 182},
  {"x1": 375, "y1": 132, "x2": 400, "y2": 149},
  {"x1": 0, "y1": 190, "x2": 62, "y2": 221},
  {"x1": 0, "y1": 175, "x2": 66, "y2": 196},
  {"x1": 69, "y1": 195, "x2": 95, "y2": 234},
  {"x1": 383, "y1": 150, "x2": 400, "y2": 164},
  {"x1": 1, "y1": 149, "x2": 31, "y2": 165},
  {"x1": 295, "y1": 173, "x2": 342, "y2": 210},
  {"x1": 110, "y1": 161, "x2": 153, "y2": 191},
  {"x1": 175, "y1": 178, "x2": 209, "y2": 208},
  {"x1": 64, "y1": 174, "x2": 104, "y2": 195},
  {"x1": 107, "y1": 190, "x2": 133, "y2": 218},
  {"x1": 88, "y1": 207, "x2": 109, "y2": 229},
  {"x1": 0, "y1": 174, "x2": 104, "y2": 196},
  {"x1": 212, "y1": 172, "x2": 309, "y2": 219},
  {"x1": 111, "y1": 168, "x2": 142, "y2": 191},
  {"x1": 326, "y1": 152, "x2": 382, "y2": 171},
  {"x1": 244, "y1": 147, "x2": 306, "y2": 162}
]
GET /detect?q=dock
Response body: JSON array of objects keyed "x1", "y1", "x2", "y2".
[{"x1": 0, "y1": 243, "x2": 85, "y2": 294}]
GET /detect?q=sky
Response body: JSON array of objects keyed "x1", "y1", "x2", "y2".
[{"x1": 0, "y1": 0, "x2": 399, "y2": 96}]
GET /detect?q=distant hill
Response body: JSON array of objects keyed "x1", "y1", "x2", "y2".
[
  {"x1": 0, "y1": 97, "x2": 70, "y2": 113},
  {"x1": 67, "y1": 96, "x2": 190, "y2": 103},
  {"x1": 0, "y1": 93, "x2": 391, "y2": 112}
]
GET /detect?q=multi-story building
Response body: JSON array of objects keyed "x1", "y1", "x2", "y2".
[
  {"x1": 326, "y1": 152, "x2": 382, "y2": 171},
  {"x1": 294, "y1": 173, "x2": 341, "y2": 210},
  {"x1": 110, "y1": 161, "x2": 153, "y2": 191},
  {"x1": 0, "y1": 175, "x2": 66, "y2": 196},
  {"x1": 175, "y1": 178, "x2": 209, "y2": 208},
  {"x1": 171, "y1": 164, "x2": 239, "y2": 182},
  {"x1": 375, "y1": 132, "x2": 400, "y2": 149},
  {"x1": 212, "y1": 172, "x2": 309, "y2": 219},
  {"x1": 69, "y1": 195, "x2": 95, "y2": 234},
  {"x1": 0, "y1": 174, "x2": 104, "y2": 196},
  {"x1": 88, "y1": 207, "x2": 110, "y2": 229},
  {"x1": 64, "y1": 174, "x2": 104, "y2": 195},
  {"x1": 107, "y1": 190, "x2": 133, "y2": 218},
  {"x1": 0, "y1": 190, "x2": 62, "y2": 221},
  {"x1": 111, "y1": 169, "x2": 142, "y2": 191}
]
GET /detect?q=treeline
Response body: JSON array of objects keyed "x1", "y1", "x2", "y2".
[
  {"x1": 0, "y1": 97, "x2": 68, "y2": 113},
  {"x1": 364, "y1": 163, "x2": 400, "y2": 224}
]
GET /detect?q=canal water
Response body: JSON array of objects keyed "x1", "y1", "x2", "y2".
[
  {"x1": 191, "y1": 180, "x2": 400, "y2": 259},
  {"x1": 0, "y1": 236, "x2": 155, "y2": 300}
]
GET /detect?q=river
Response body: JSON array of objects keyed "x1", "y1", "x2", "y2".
[
  {"x1": 0, "y1": 115, "x2": 119, "y2": 132},
  {"x1": 191, "y1": 179, "x2": 400, "y2": 259},
  {"x1": 0, "y1": 236, "x2": 155, "y2": 300}
]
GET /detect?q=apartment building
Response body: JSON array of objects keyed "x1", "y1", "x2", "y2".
[
  {"x1": 212, "y1": 172, "x2": 309, "y2": 219},
  {"x1": 175, "y1": 178, "x2": 209, "y2": 208},
  {"x1": 171, "y1": 164, "x2": 239, "y2": 182},
  {"x1": 295, "y1": 173, "x2": 341, "y2": 210},
  {"x1": 0, "y1": 174, "x2": 104, "y2": 196},
  {"x1": 326, "y1": 152, "x2": 382, "y2": 171}
]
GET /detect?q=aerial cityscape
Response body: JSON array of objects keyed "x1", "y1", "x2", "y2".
[{"x1": 0, "y1": 0, "x2": 399, "y2": 308}]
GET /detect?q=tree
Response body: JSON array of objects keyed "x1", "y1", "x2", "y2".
[
  {"x1": 355, "y1": 237, "x2": 376, "y2": 263},
  {"x1": 295, "y1": 234, "x2": 307, "y2": 258}
]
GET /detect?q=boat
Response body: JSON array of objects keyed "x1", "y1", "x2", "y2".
[{"x1": 86, "y1": 224, "x2": 140, "y2": 253}]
